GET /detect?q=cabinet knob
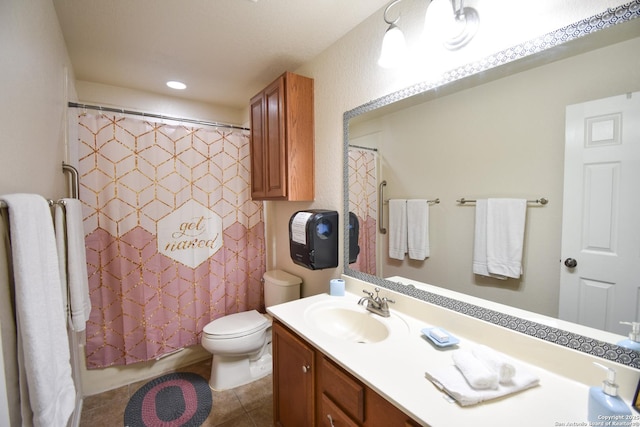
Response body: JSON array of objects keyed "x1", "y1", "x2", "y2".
[
  {"x1": 302, "y1": 364, "x2": 311, "y2": 373},
  {"x1": 327, "y1": 414, "x2": 335, "y2": 427}
]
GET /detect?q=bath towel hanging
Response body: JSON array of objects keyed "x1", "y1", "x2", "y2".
[
  {"x1": 1, "y1": 193, "x2": 76, "y2": 427},
  {"x1": 54, "y1": 199, "x2": 91, "y2": 331},
  {"x1": 407, "y1": 199, "x2": 430, "y2": 260},
  {"x1": 473, "y1": 198, "x2": 526, "y2": 279},
  {"x1": 486, "y1": 198, "x2": 526, "y2": 279},
  {"x1": 388, "y1": 199, "x2": 407, "y2": 260}
]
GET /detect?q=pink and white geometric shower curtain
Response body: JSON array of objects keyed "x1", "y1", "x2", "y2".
[
  {"x1": 77, "y1": 111, "x2": 265, "y2": 368},
  {"x1": 348, "y1": 148, "x2": 377, "y2": 276}
]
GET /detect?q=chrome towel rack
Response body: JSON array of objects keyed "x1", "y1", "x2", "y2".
[
  {"x1": 457, "y1": 197, "x2": 549, "y2": 205},
  {"x1": 62, "y1": 162, "x2": 80, "y2": 199},
  {"x1": 0, "y1": 198, "x2": 66, "y2": 209},
  {"x1": 378, "y1": 181, "x2": 387, "y2": 234},
  {"x1": 383, "y1": 198, "x2": 440, "y2": 205},
  {"x1": 377, "y1": 180, "x2": 440, "y2": 234}
]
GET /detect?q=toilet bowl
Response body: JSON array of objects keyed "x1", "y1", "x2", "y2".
[
  {"x1": 201, "y1": 310, "x2": 272, "y2": 390},
  {"x1": 201, "y1": 270, "x2": 302, "y2": 390}
]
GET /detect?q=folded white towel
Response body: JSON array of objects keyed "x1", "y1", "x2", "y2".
[
  {"x1": 452, "y1": 350, "x2": 498, "y2": 390},
  {"x1": 425, "y1": 359, "x2": 539, "y2": 406},
  {"x1": 2, "y1": 194, "x2": 76, "y2": 426},
  {"x1": 472, "y1": 345, "x2": 516, "y2": 385},
  {"x1": 54, "y1": 199, "x2": 91, "y2": 331},
  {"x1": 388, "y1": 199, "x2": 407, "y2": 260},
  {"x1": 407, "y1": 199, "x2": 429, "y2": 260},
  {"x1": 486, "y1": 198, "x2": 527, "y2": 279}
]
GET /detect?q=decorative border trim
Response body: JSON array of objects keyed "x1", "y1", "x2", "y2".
[{"x1": 343, "y1": 1, "x2": 640, "y2": 368}]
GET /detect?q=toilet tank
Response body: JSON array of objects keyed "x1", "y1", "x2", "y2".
[{"x1": 263, "y1": 270, "x2": 302, "y2": 307}]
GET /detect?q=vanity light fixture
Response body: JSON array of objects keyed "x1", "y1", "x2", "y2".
[
  {"x1": 166, "y1": 80, "x2": 187, "y2": 90},
  {"x1": 378, "y1": 0, "x2": 479, "y2": 68},
  {"x1": 378, "y1": 1, "x2": 409, "y2": 68}
]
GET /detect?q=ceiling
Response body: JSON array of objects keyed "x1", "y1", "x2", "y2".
[{"x1": 53, "y1": 0, "x2": 390, "y2": 111}]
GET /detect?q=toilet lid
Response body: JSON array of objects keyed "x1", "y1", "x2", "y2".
[{"x1": 203, "y1": 310, "x2": 269, "y2": 339}]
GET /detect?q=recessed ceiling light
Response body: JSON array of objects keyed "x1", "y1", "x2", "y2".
[{"x1": 166, "y1": 81, "x2": 187, "y2": 90}]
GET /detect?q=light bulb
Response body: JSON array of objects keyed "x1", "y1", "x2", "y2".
[
  {"x1": 424, "y1": 0, "x2": 456, "y2": 42},
  {"x1": 425, "y1": 0, "x2": 479, "y2": 50},
  {"x1": 166, "y1": 81, "x2": 187, "y2": 90},
  {"x1": 378, "y1": 24, "x2": 407, "y2": 68}
]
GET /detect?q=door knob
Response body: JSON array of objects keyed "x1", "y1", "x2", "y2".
[{"x1": 564, "y1": 258, "x2": 577, "y2": 268}]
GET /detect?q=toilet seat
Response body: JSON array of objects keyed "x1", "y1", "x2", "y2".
[{"x1": 203, "y1": 310, "x2": 269, "y2": 340}]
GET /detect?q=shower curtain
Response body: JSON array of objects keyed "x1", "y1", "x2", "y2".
[
  {"x1": 348, "y1": 147, "x2": 377, "y2": 276},
  {"x1": 77, "y1": 111, "x2": 265, "y2": 368}
]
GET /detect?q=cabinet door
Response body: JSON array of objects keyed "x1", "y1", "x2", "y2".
[
  {"x1": 249, "y1": 93, "x2": 266, "y2": 198},
  {"x1": 365, "y1": 388, "x2": 422, "y2": 427},
  {"x1": 273, "y1": 321, "x2": 315, "y2": 427},
  {"x1": 263, "y1": 75, "x2": 287, "y2": 198}
]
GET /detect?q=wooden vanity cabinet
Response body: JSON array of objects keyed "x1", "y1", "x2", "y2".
[
  {"x1": 273, "y1": 320, "x2": 422, "y2": 427},
  {"x1": 249, "y1": 71, "x2": 314, "y2": 201}
]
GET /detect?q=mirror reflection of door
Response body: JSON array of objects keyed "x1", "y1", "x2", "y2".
[
  {"x1": 348, "y1": 134, "x2": 381, "y2": 276},
  {"x1": 559, "y1": 91, "x2": 640, "y2": 336}
]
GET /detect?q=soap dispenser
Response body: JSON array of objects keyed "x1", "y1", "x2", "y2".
[
  {"x1": 588, "y1": 362, "x2": 631, "y2": 423},
  {"x1": 617, "y1": 321, "x2": 640, "y2": 351}
]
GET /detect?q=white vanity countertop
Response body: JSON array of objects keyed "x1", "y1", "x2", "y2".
[{"x1": 268, "y1": 290, "x2": 596, "y2": 427}]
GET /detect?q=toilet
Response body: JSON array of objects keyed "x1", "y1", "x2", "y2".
[{"x1": 201, "y1": 270, "x2": 302, "y2": 390}]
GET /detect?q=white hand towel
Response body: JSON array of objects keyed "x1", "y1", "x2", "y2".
[
  {"x1": 425, "y1": 358, "x2": 539, "y2": 406},
  {"x1": 388, "y1": 199, "x2": 407, "y2": 260},
  {"x1": 452, "y1": 350, "x2": 498, "y2": 390},
  {"x1": 486, "y1": 198, "x2": 526, "y2": 279},
  {"x1": 407, "y1": 199, "x2": 429, "y2": 260},
  {"x1": 472, "y1": 345, "x2": 516, "y2": 385},
  {"x1": 2, "y1": 194, "x2": 76, "y2": 427},
  {"x1": 472, "y1": 199, "x2": 504, "y2": 278},
  {"x1": 54, "y1": 199, "x2": 91, "y2": 332}
]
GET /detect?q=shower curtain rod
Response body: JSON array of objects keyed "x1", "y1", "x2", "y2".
[
  {"x1": 348, "y1": 144, "x2": 378, "y2": 152},
  {"x1": 68, "y1": 102, "x2": 250, "y2": 131}
]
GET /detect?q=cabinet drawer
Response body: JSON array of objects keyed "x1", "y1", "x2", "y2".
[
  {"x1": 321, "y1": 393, "x2": 360, "y2": 427},
  {"x1": 320, "y1": 357, "x2": 364, "y2": 423}
]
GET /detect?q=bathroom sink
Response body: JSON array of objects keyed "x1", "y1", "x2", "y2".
[{"x1": 303, "y1": 300, "x2": 409, "y2": 344}]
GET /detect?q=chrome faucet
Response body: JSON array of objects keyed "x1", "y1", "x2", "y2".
[{"x1": 358, "y1": 287, "x2": 395, "y2": 317}]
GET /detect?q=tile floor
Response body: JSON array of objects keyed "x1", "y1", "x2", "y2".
[{"x1": 80, "y1": 358, "x2": 273, "y2": 426}]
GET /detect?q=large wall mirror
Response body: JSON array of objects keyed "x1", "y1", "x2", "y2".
[{"x1": 344, "y1": 2, "x2": 640, "y2": 368}]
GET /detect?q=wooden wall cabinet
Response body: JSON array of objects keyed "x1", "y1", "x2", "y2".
[
  {"x1": 273, "y1": 320, "x2": 422, "y2": 427},
  {"x1": 249, "y1": 71, "x2": 314, "y2": 201}
]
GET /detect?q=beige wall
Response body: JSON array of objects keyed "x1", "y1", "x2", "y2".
[
  {"x1": 350, "y1": 37, "x2": 640, "y2": 317},
  {"x1": 0, "y1": 0, "x2": 75, "y2": 197}
]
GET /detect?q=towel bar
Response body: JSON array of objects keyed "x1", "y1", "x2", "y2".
[
  {"x1": 384, "y1": 198, "x2": 440, "y2": 205},
  {"x1": 457, "y1": 197, "x2": 548, "y2": 205},
  {"x1": 1, "y1": 199, "x2": 66, "y2": 209},
  {"x1": 377, "y1": 180, "x2": 440, "y2": 234},
  {"x1": 378, "y1": 181, "x2": 387, "y2": 234}
]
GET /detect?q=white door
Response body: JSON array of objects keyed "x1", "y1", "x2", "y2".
[{"x1": 559, "y1": 91, "x2": 640, "y2": 335}]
